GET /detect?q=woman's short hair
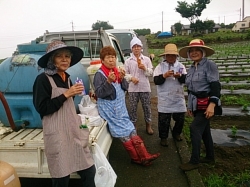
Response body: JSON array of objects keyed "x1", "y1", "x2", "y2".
[{"x1": 100, "y1": 46, "x2": 116, "y2": 60}]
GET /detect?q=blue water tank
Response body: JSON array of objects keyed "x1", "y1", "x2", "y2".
[{"x1": 0, "y1": 41, "x2": 89, "y2": 128}]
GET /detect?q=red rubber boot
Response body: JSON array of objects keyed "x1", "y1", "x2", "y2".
[
  {"x1": 122, "y1": 140, "x2": 142, "y2": 165},
  {"x1": 131, "y1": 135, "x2": 160, "y2": 166}
]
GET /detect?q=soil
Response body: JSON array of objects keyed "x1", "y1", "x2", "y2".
[{"x1": 199, "y1": 115, "x2": 250, "y2": 178}]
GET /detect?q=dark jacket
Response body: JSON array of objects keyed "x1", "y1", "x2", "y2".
[
  {"x1": 93, "y1": 71, "x2": 128, "y2": 100},
  {"x1": 33, "y1": 72, "x2": 71, "y2": 118}
]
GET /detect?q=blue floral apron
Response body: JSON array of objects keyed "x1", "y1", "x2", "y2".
[{"x1": 97, "y1": 72, "x2": 135, "y2": 138}]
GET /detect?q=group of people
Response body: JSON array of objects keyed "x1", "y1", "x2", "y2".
[{"x1": 32, "y1": 36, "x2": 221, "y2": 187}]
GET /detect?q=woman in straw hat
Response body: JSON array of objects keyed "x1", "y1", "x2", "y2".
[
  {"x1": 93, "y1": 46, "x2": 160, "y2": 166},
  {"x1": 178, "y1": 39, "x2": 222, "y2": 171},
  {"x1": 153, "y1": 43, "x2": 187, "y2": 147},
  {"x1": 33, "y1": 40, "x2": 96, "y2": 187}
]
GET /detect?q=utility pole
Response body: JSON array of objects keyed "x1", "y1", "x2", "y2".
[
  {"x1": 240, "y1": 8, "x2": 241, "y2": 21},
  {"x1": 162, "y1": 11, "x2": 163, "y2": 32},
  {"x1": 242, "y1": 0, "x2": 245, "y2": 20},
  {"x1": 71, "y1": 21, "x2": 74, "y2": 31}
]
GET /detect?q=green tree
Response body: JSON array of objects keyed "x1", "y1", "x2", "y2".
[
  {"x1": 203, "y1": 20, "x2": 215, "y2": 33},
  {"x1": 191, "y1": 19, "x2": 205, "y2": 33},
  {"x1": 219, "y1": 23, "x2": 226, "y2": 29},
  {"x1": 92, "y1": 20, "x2": 114, "y2": 30},
  {"x1": 134, "y1": 29, "x2": 151, "y2": 36},
  {"x1": 173, "y1": 22, "x2": 183, "y2": 35},
  {"x1": 175, "y1": 0, "x2": 211, "y2": 23},
  {"x1": 226, "y1": 23, "x2": 235, "y2": 29}
]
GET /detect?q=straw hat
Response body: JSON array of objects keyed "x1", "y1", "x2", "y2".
[
  {"x1": 179, "y1": 39, "x2": 214, "y2": 58},
  {"x1": 38, "y1": 40, "x2": 83, "y2": 68},
  {"x1": 158, "y1": 43, "x2": 179, "y2": 56}
]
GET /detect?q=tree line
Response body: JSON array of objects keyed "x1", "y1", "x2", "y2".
[{"x1": 91, "y1": 1, "x2": 236, "y2": 36}]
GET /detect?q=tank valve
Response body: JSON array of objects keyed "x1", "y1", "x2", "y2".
[{"x1": 14, "y1": 120, "x2": 30, "y2": 132}]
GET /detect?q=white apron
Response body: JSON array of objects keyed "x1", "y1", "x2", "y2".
[
  {"x1": 156, "y1": 61, "x2": 187, "y2": 113},
  {"x1": 42, "y1": 76, "x2": 94, "y2": 178}
]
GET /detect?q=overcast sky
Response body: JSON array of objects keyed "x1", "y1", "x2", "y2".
[{"x1": 0, "y1": 0, "x2": 249, "y2": 59}]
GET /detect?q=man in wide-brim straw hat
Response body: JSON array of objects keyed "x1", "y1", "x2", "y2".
[
  {"x1": 178, "y1": 39, "x2": 222, "y2": 172},
  {"x1": 153, "y1": 43, "x2": 187, "y2": 147}
]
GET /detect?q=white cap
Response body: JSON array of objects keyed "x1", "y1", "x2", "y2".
[{"x1": 130, "y1": 37, "x2": 143, "y2": 50}]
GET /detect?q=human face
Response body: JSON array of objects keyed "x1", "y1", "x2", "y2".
[
  {"x1": 165, "y1": 54, "x2": 177, "y2": 64},
  {"x1": 53, "y1": 49, "x2": 72, "y2": 72},
  {"x1": 132, "y1": 44, "x2": 142, "y2": 56},
  {"x1": 188, "y1": 47, "x2": 203, "y2": 63},
  {"x1": 102, "y1": 55, "x2": 116, "y2": 69}
]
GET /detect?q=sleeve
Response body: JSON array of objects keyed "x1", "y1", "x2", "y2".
[
  {"x1": 144, "y1": 57, "x2": 153, "y2": 77},
  {"x1": 209, "y1": 81, "x2": 221, "y2": 105},
  {"x1": 33, "y1": 74, "x2": 67, "y2": 118},
  {"x1": 124, "y1": 59, "x2": 132, "y2": 82},
  {"x1": 154, "y1": 75, "x2": 165, "y2": 85},
  {"x1": 153, "y1": 64, "x2": 165, "y2": 85},
  {"x1": 207, "y1": 60, "x2": 220, "y2": 83},
  {"x1": 124, "y1": 74, "x2": 132, "y2": 83},
  {"x1": 121, "y1": 78, "x2": 129, "y2": 91},
  {"x1": 205, "y1": 60, "x2": 221, "y2": 104},
  {"x1": 93, "y1": 72, "x2": 116, "y2": 99},
  {"x1": 144, "y1": 68, "x2": 153, "y2": 76},
  {"x1": 124, "y1": 59, "x2": 130, "y2": 74},
  {"x1": 178, "y1": 74, "x2": 186, "y2": 84}
]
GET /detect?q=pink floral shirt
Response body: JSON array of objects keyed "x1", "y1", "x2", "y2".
[{"x1": 124, "y1": 54, "x2": 153, "y2": 92}]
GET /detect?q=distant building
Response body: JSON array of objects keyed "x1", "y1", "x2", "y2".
[
  {"x1": 171, "y1": 24, "x2": 221, "y2": 35},
  {"x1": 232, "y1": 16, "x2": 250, "y2": 32},
  {"x1": 171, "y1": 24, "x2": 193, "y2": 36}
]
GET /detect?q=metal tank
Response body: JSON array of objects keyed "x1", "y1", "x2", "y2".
[{"x1": 0, "y1": 40, "x2": 89, "y2": 129}]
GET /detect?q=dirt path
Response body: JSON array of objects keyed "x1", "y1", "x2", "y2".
[{"x1": 108, "y1": 87, "x2": 190, "y2": 187}]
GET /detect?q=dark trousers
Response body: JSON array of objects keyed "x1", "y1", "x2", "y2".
[
  {"x1": 189, "y1": 111, "x2": 214, "y2": 164},
  {"x1": 51, "y1": 165, "x2": 96, "y2": 187},
  {"x1": 158, "y1": 112, "x2": 185, "y2": 139}
]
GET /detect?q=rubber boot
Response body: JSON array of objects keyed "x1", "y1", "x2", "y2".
[
  {"x1": 131, "y1": 135, "x2": 160, "y2": 165},
  {"x1": 146, "y1": 122, "x2": 154, "y2": 135},
  {"x1": 122, "y1": 140, "x2": 142, "y2": 165}
]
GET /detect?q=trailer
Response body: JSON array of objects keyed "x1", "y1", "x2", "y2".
[{"x1": 0, "y1": 28, "x2": 124, "y2": 178}]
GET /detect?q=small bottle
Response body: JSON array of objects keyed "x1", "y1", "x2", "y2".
[
  {"x1": 75, "y1": 77, "x2": 86, "y2": 96},
  {"x1": 179, "y1": 68, "x2": 184, "y2": 75}
]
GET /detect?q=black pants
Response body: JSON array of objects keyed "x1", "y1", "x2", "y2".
[
  {"x1": 158, "y1": 112, "x2": 185, "y2": 139},
  {"x1": 51, "y1": 165, "x2": 96, "y2": 187},
  {"x1": 189, "y1": 111, "x2": 214, "y2": 164}
]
